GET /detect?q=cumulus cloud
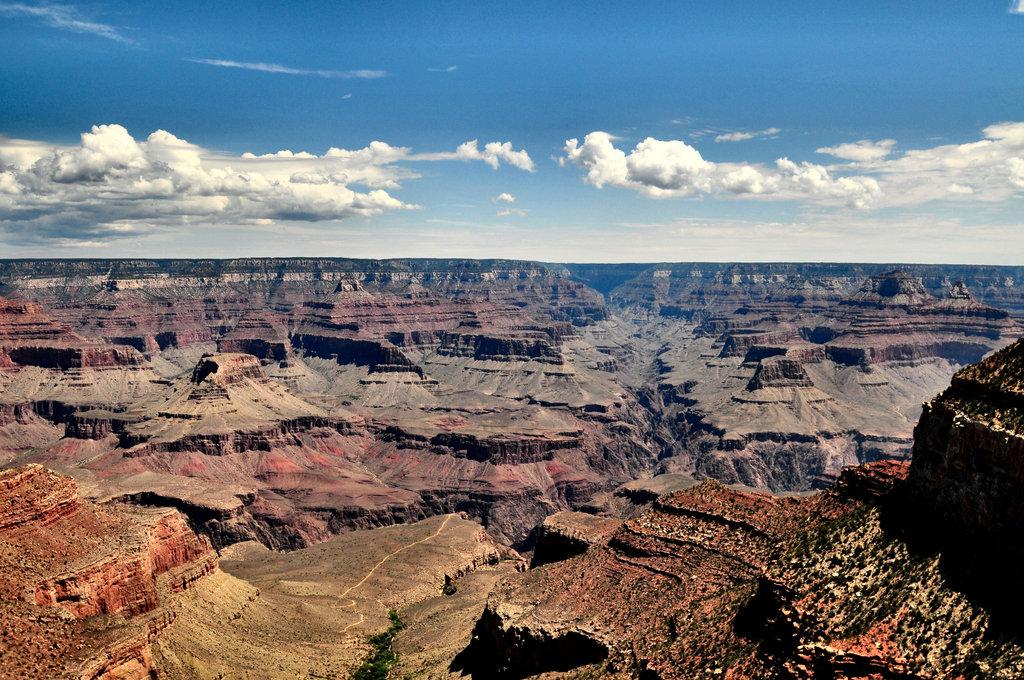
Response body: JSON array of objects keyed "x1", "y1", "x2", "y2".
[
  {"x1": 1011, "y1": 0, "x2": 1024, "y2": 14},
  {"x1": 561, "y1": 123, "x2": 1024, "y2": 209},
  {"x1": 0, "y1": 124, "x2": 534, "y2": 243},
  {"x1": 0, "y1": 2, "x2": 134, "y2": 44},
  {"x1": 453, "y1": 140, "x2": 535, "y2": 171},
  {"x1": 715, "y1": 127, "x2": 780, "y2": 143},
  {"x1": 494, "y1": 192, "x2": 516, "y2": 203},
  {"x1": 562, "y1": 131, "x2": 879, "y2": 207},
  {"x1": 411, "y1": 141, "x2": 534, "y2": 171},
  {"x1": 186, "y1": 58, "x2": 386, "y2": 79},
  {"x1": 816, "y1": 139, "x2": 896, "y2": 162}
]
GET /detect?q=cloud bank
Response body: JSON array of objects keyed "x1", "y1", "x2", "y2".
[
  {"x1": 816, "y1": 139, "x2": 896, "y2": 162},
  {"x1": 0, "y1": 124, "x2": 534, "y2": 244},
  {"x1": 561, "y1": 123, "x2": 1024, "y2": 209}
]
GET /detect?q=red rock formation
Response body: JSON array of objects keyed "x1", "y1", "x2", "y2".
[
  {"x1": 289, "y1": 288, "x2": 565, "y2": 369},
  {"x1": 0, "y1": 465, "x2": 217, "y2": 678},
  {"x1": 529, "y1": 510, "x2": 621, "y2": 567},
  {"x1": 0, "y1": 463, "x2": 80, "y2": 529},
  {"x1": 459, "y1": 481, "x2": 815, "y2": 678},
  {"x1": 33, "y1": 497, "x2": 215, "y2": 619},
  {"x1": 0, "y1": 296, "x2": 147, "y2": 372},
  {"x1": 460, "y1": 333, "x2": 1024, "y2": 678},
  {"x1": 459, "y1": 454, "x2": 1020, "y2": 678}
]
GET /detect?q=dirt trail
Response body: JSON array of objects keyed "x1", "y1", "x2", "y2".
[{"x1": 339, "y1": 514, "x2": 454, "y2": 632}]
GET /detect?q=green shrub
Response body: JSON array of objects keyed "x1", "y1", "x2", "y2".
[{"x1": 351, "y1": 610, "x2": 406, "y2": 680}]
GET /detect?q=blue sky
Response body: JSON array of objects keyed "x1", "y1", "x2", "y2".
[{"x1": 0, "y1": 0, "x2": 1022, "y2": 262}]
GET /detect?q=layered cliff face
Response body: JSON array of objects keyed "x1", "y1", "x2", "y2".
[
  {"x1": 905, "y1": 336, "x2": 1024, "y2": 616},
  {"x1": 632, "y1": 270, "x2": 1020, "y2": 491},
  {"x1": 460, "y1": 465, "x2": 1024, "y2": 679},
  {"x1": 55, "y1": 346, "x2": 645, "y2": 550},
  {"x1": 0, "y1": 263, "x2": 641, "y2": 553},
  {"x1": 596, "y1": 262, "x2": 1024, "y2": 316},
  {"x1": 0, "y1": 465, "x2": 217, "y2": 679},
  {"x1": 0, "y1": 296, "x2": 146, "y2": 370}
]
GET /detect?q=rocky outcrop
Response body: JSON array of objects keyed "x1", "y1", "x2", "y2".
[
  {"x1": 34, "y1": 508, "x2": 215, "y2": 619},
  {"x1": 905, "y1": 336, "x2": 1024, "y2": 613},
  {"x1": 0, "y1": 464, "x2": 80, "y2": 529},
  {"x1": 747, "y1": 357, "x2": 814, "y2": 390},
  {"x1": 457, "y1": 481, "x2": 814, "y2": 678},
  {"x1": 0, "y1": 465, "x2": 217, "y2": 679},
  {"x1": 458, "y1": 605, "x2": 609, "y2": 678},
  {"x1": 78, "y1": 612, "x2": 175, "y2": 680},
  {"x1": 530, "y1": 511, "x2": 621, "y2": 567},
  {"x1": 437, "y1": 332, "x2": 563, "y2": 364},
  {"x1": 460, "y1": 450, "x2": 1024, "y2": 677},
  {"x1": 217, "y1": 312, "x2": 290, "y2": 360},
  {"x1": 0, "y1": 296, "x2": 146, "y2": 369},
  {"x1": 190, "y1": 352, "x2": 266, "y2": 385},
  {"x1": 291, "y1": 332, "x2": 418, "y2": 370},
  {"x1": 844, "y1": 270, "x2": 933, "y2": 308}
]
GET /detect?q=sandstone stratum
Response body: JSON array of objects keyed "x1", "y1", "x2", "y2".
[{"x1": 1, "y1": 258, "x2": 1024, "y2": 677}]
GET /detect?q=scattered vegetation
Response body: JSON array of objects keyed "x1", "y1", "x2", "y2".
[{"x1": 351, "y1": 610, "x2": 406, "y2": 680}]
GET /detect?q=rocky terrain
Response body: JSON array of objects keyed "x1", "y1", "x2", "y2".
[
  {"x1": 601, "y1": 267, "x2": 1021, "y2": 492},
  {"x1": 0, "y1": 260, "x2": 652, "y2": 551},
  {"x1": 0, "y1": 464, "x2": 217, "y2": 679},
  {"x1": 1, "y1": 258, "x2": 1024, "y2": 677},
  {"x1": 0, "y1": 259, "x2": 1019, "y2": 549},
  {"x1": 457, "y1": 339, "x2": 1024, "y2": 678}
]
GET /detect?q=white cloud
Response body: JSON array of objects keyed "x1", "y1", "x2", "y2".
[
  {"x1": 0, "y1": 124, "x2": 534, "y2": 243},
  {"x1": 625, "y1": 137, "x2": 713, "y2": 194},
  {"x1": 186, "y1": 58, "x2": 386, "y2": 79},
  {"x1": 562, "y1": 131, "x2": 879, "y2": 207},
  {"x1": 862, "y1": 121, "x2": 1024, "y2": 205},
  {"x1": 817, "y1": 139, "x2": 896, "y2": 162},
  {"x1": 561, "y1": 123, "x2": 1024, "y2": 209},
  {"x1": 494, "y1": 192, "x2": 516, "y2": 203},
  {"x1": 1009, "y1": 157, "x2": 1024, "y2": 189},
  {"x1": 0, "y1": 2, "x2": 135, "y2": 44},
  {"x1": 714, "y1": 127, "x2": 780, "y2": 143},
  {"x1": 497, "y1": 208, "x2": 527, "y2": 217},
  {"x1": 1011, "y1": 0, "x2": 1024, "y2": 14},
  {"x1": 414, "y1": 141, "x2": 535, "y2": 171},
  {"x1": 453, "y1": 140, "x2": 535, "y2": 171},
  {"x1": 774, "y1": 158, "x2": 881, "y2": 209},
  {"x1": 428, "y1": 65, "x2": 458, "y2": 72},
  {"x1": 721, "y1": 165, "x2": 770, "y2": 194}
]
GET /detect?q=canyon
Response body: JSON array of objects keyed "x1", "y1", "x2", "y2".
[{"x1": 2, "y1": 257, "x2": 1024, "y2": 678}]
